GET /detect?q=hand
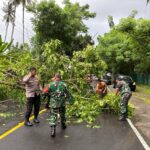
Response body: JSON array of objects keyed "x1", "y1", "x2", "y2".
[{"x1": 28, "y1": 72, "x2": 32, "y2": 77}]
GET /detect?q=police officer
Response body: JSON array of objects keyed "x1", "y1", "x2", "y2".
[
  {"x1": 48, "y1": 74, "x2": 74, "y2": 137},
  {"x1": 115, "y1": 76, "x2": 132, "y2": 121},
  {"x1": 23, "y1": 67, "x2": 42, "y2": 126}
]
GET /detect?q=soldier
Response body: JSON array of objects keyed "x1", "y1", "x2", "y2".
[
  {"x1": 115, "y1": 76, "x2": 132, "y2": 121},
  {"x1": 23, "y1": 67, "x2": 42, "y2": 126},
  {"x1": 48, "y1": 74, "x2": 74, "y2": 137}
]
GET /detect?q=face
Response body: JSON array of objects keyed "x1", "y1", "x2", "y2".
[
  {"x1": 31, "y1": 70, "x2": 36, "y2": 76},
  {"x1": 55, "y1": 77, "x2": 60, "y2": 81},
  {"x1": 116, "y1": 79, "x2": 120, "y2": 84}
]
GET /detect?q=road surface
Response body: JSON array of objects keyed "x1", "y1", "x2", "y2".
[{"x1": 0, "y1": 112, "x2": 145, "y2": 150}]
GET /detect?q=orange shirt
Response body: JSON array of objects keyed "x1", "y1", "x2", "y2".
[{"x1": 96, "y1": 82, "x2": 107, "y2": 94}]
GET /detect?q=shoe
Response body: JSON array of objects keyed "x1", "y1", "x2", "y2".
[
  {"x1": 33, "y1": 118, "x2": 40, "y2": 124},
  {"x1": 24, "y1": 121, "x2": 33, "y2": 126},
  {"x1": 51, "y1": 126, "x2": 56, "y2": 137},
  {"x1": 118, "y1": 116, "x2": 126, "y2": 121},
  {"x1": 45, "y1": 105, "x2": 50, "y2": 109},
  {"x1": 61, "y1": 123, "x2": 67, "y2": 130}
]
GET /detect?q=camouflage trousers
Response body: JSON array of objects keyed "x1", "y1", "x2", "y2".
[
  {"x1": 120, "y1": 93, "x2": 132, "y2": 118},
  {"x1": 49, "y1": 106, "x2": 66, "y2": 126}
]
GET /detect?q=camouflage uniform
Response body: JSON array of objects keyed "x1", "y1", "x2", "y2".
[
  {"x1": 48, "y1": 81, "x2": 74, "y2": 127},
  {"x1": 116, "y1": 81, "x2": 132, "y2": 118}
]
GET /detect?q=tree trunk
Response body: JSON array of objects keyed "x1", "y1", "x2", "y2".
[
  {"x1": 11, "y1": 6, "x2": 16, "y2": 41},
  {"x1": 4, "y1": 23, "x2": 9, "y2": 42},
  {"x1": 22, "y1": 2, "x2": 25, "y2": 45}
]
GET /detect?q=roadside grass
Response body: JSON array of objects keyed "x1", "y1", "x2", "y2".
[
  {"x1": 133, "y1": 84, "x2": 150, "y2": 104},
  {"x1": 136, "y1": 84, "x2": 150, "y2": 95}
]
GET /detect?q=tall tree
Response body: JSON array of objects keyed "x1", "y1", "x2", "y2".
[
  {"x1": 9, "y1": 0, "x2": 21, "y2": 41},
  {"x1": 97, "y1": 15, "x2": 150, "y2": 75},
  {"x1": 27, "y1": 0, "x2": 96, "y2": 56},
  {"x1": 107, "y1": 15, "x2": 114, "y2": 28},
  {"x1": 2, "y1": 2, "x2": 15, "y2": 42},
  {"x1": 22, "y1": 0, "x2": 31, "y2": 44},
  {"x1": 129, "y1": 10, "x2": 138, "y2": 18},
  {"x1": 146, "y1": 0, "x2": 149, "y2": 5}
]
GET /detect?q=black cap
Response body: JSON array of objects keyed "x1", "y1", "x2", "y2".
[{"x1": 29, "y1": 67, "x2": 36, "y2": 72}]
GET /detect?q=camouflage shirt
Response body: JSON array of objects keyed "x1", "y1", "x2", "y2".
[
  {"x1": 116, "y1": 81, "x2": 131, "y2": 96},
  {"x1": 48, "y1": 81, "x2": 74, "y2": 108}
]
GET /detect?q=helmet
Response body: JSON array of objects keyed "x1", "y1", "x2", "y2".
[{"x1": 116, "y1": 76, "x2": 124, "y2": 81}]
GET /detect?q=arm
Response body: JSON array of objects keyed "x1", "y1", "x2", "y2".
[
  {"x1": 23, "y1": 74, "x2": 31, "y2": 83},
  {"x1": 115, "y1": 82, "x2": 122, "y2": 96},
  {"x1": 96, "y1": 83, "x2": 100, "y2": 94},
  {"x1": 103, "y1": 83, "x2": 107, "y2": 93},
  {"x1": 115, "y1": 88, "x2": 120, "y2": 96}
]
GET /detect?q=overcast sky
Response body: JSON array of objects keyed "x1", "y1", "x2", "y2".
[{"x1": 0, "y1": 0, "x2": 150, "y2": 45}]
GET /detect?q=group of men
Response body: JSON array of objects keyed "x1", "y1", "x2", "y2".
[
  {"x1": 23, "y1": 67, "x2": 132, "y2": 137},
  {"x1": 89, "y1": 75, "x2": 132, "y2": 121},
  {"x1": 23, "y1": 67, "x2": 74, "y2": 137}
]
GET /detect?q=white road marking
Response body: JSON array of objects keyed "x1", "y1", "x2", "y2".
[{"x1": 127, "y1": 118, "x2": 150, "y2": 150}]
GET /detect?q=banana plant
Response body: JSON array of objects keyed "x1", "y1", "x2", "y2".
[{"x1": 0, "y1": 36, "x2": 12, "y2": 55}]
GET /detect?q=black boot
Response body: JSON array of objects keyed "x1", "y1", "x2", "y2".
[
  {"x1": 51, "y1": 126, "x2": 56, "y2": 137},
  {"x1": 118, "y1": 115, "x2": 126, "y2": 121},
  {"x1": 33, "y1": 118, "x2": 40, "y2": 124},
  {"x1": 45, "y1": 105, "x2": 50, "y2": 109},
  {"x1": 24, "y1": 121, "x2": 33, "y2": 126},
  {"x1": 61, "y1": 122, "x2": 67, "y2": 130}
]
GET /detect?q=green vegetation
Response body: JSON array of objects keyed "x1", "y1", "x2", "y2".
[
  {"x1": 3, "y1": 1, "x2": 149, "y2": 123},
  {"x1": 27, "y1": 0, "x2": 96, "y2": 56},
  {"x1": 97, "y1": 12, "x2": 150, "y2": 75},
  {"x1": 132, "y1": 84, "x2": 150, "y2": 104},
  {"x1": 136, "y1": 84, "x2": 150, "y2": 95},
  {"x1": 67, "y1": 93, "x2": 134, "y2": 124}
]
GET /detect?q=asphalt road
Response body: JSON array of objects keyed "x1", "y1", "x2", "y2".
[{"x1": 0, "y1": 112, "x2": 145, "y2": 150}]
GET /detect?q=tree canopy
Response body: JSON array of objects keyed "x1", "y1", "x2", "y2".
[
  {"x1": 97, "y1": 15, "x2": 150, "y2": 75},
  {"x1": 27, "y1": 0, "x2": 96, "y2": 56}
]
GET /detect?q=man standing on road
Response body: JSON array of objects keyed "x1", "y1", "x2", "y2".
[
  {"x1": 23, "y1": 67, "x2": 42, "y2": 126},
  {"x1": 48, "y1": 74, "x2": 74, "y2": 137},
  {"x1": 115, "y1": 77, "x2": 132, "y2": 121},
  {"x1": 96, "y1": 79, "x2": 108, "y2": 99}
]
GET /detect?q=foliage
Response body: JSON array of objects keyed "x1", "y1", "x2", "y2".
[
  {"x1": 0, "y1": 37, "x2": 107, "y2": 104},
  {"x1": 27, "y1": 0, "x2": 96, "y2": 56},
  {"x1": 97, "y1": 30, "x2": 136, "y2": 75},
  {"x1": 39, "y1": 39, "x2": 70, "y2": 84},
  {"x1": 67, "y1": 93, "x2": 134, "y2": 124},
  {"x1": 97, "y1": 14, "x2": 150, "y2": 75},
  {"x1": 0, "y1": 38, "x2": 35, "y2": 101},
  {"x1": 107, "y1": 15, "x2": 114, "y2": 28}
]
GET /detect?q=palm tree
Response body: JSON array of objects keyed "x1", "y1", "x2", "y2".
[
  {"x1": 107, "y1": 16, "x2": 114, "y2": 28},
  {"x1": 2, "y1": 2, "x2": 15, "y2": 42},
  {"x1": 10, "y1": 0, "x2": 31, "y2": 44},
  {"x1": 22, "y1": 0, "x2": 31, "y2": 44},
  {"x1": 9, "y1": 0, "x2": 21, "y2": 41}
]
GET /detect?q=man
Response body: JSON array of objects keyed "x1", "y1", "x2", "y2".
[
  {"x1": 115, "y1": 77, "x2": 132, "y2": 121},
  {"x1": 23, "y1": 67, "x2": 42, "y2": 126},
  {"x1": 96, "y1": 79, "x2": 108, "y2": 99},
  {"x1": 48, "y1": 74, "x2": 74, "y2": 137}
]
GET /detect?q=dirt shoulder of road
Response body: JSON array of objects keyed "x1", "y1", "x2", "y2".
[{"x1": 131, "y1": 89, "x2": 150, "y2": 145}]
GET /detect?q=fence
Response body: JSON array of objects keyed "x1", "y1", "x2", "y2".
[{"x1": 132, "y1": 73, "x2": 150, "y2": 85}]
